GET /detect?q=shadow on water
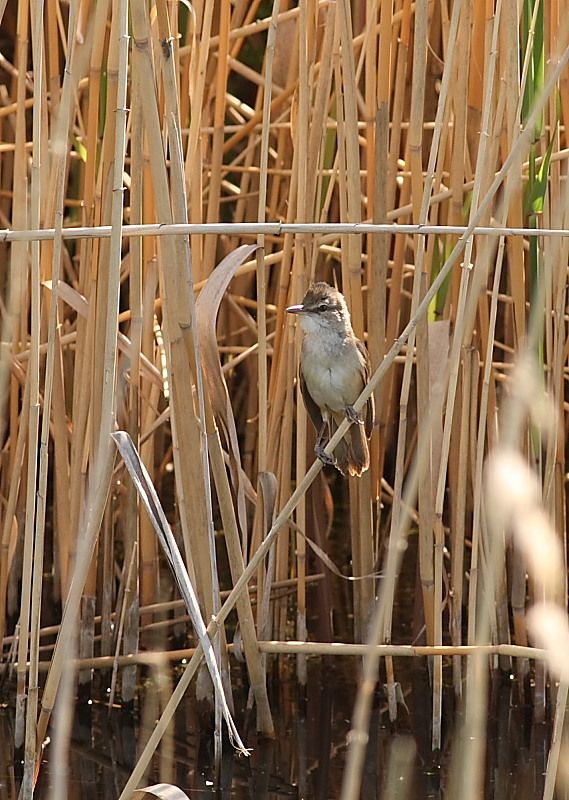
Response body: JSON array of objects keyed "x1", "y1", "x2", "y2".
[{"x1": 0, "y1": 657, "x2": 550, "y2": 799}]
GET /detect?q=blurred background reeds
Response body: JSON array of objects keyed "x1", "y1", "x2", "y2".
[{"x1": 0, "y1": 0, "x2": 568, "y2": 797}]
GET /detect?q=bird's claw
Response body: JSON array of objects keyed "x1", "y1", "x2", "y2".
[
  {"x1": 314, "y1": 445, "x2": 337, "y2": 467},
  {"x1": 345, "y1": 405, "x2": 364, "y2": 425}
]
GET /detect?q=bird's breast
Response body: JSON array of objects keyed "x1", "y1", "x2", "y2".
[{"x1": 301, "y1": 335, "x2": 364, "y2": 413}]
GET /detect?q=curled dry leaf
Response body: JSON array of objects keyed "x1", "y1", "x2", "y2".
[
  {"x1": 111, "y1": 431, "x2": 249, "y2": 756},
  {"x1": 195, "y1": 244, "x2": 259, "y2": 546},
  {"x1": 130, "y1": 783, "x2": 191, "y2": 800}
]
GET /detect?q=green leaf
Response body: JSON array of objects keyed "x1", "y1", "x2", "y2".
[
  {"x1": 73, "y1": 137, "x2": 87, "y2": 163},
  {"x1": 532, "y1": 129, "x2": 556, "y2": 213},
  {"x1": 428, "y1": 236, "x2": 452, "y2": 321},
  {"x1": 524, "y1": 126, "x2": 557, "y2": 216}
]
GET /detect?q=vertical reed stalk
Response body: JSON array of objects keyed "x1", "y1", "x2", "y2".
[
  {"x1": 20, "y1": 0, "x2": 44, "y2": 790},
  {"x1": 35, "y1": 0, "x2": 130, "y2": 754},
  {"x1": 12, "y1": 0, "x2": 31, "y2": 752}
]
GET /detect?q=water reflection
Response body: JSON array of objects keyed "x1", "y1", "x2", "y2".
[{"x1": 0, "y1": 660, "x2": 550, "y2": 799}]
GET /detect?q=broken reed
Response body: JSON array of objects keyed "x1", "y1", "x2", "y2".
[{"x1": 0, "y1": 0, "x2": 568, "y2": 796}]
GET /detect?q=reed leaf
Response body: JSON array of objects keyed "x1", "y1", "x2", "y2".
[{"x1": 111, "y1": 431, "x2": 249, "y2": 757}]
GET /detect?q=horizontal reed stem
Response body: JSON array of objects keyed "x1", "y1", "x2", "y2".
[
  {"x1": 3, "y1": 222, "x2": 569, "y2": 242},
  {"x1": 29, "y1": 640, "x2": 548, "y2": 672}
]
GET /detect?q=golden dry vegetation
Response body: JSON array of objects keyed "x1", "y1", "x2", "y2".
[{"x1": 0, "y1": 0, "x2": 568, "y2": 797}]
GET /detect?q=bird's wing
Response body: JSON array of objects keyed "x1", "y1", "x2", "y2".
[
  {"x1": 299, "y1": 370, "x2": 324, "y2": 432},
  {"x1": 356, "y1": 339, "x2": 375, "y2": 439}
]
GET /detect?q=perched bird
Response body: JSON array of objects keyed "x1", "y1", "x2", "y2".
[{"x1": 287, "y1": 282, "x2": 374, "y2": 477}]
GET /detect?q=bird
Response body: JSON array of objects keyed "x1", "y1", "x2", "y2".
[{"x1": 286, "y1": 282, "x2": 374, "y2": 477}]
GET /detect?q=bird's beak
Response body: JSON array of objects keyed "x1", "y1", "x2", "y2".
[{"x1": 286, "y1": 303, "x2": 305, "y2": 314}]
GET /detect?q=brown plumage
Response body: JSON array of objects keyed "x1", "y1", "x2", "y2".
[{"x1": 287, "y1": 282, "x2": 374, "y2": 477}]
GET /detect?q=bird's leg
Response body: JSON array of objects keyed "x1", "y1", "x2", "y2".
[
  {"x1": 314, "y1": 419, "x2": 336, "y2": 466},
  {"x1": 314, "y1": 419, "x2": 328, "y2": 449},
  {"x1": 345, "y1": 404, "x2": 364, "y2": 425}
]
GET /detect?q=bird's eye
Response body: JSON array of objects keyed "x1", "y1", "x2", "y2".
[{"x1": 318, "y1": 303, "x2": 328, "y2": 312}]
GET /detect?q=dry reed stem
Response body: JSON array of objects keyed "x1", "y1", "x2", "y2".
[
  {"x1": 24, "y1": 0, "x2": 83, "y2": 788},
  {"x1": 123, "y1": 91, "x2": 143, "y2": 702},
  {"x1": 29, "y1": 639, "x2": 551, "y2": 667},
  {"x1": 156, "y1": 0, "x2": 228, "y2": 753},
  {"x1": 293, "y1": 0, "x2": 309, "y2": 679},
  {"x1": 544, "y1": 679, "x2": 569, "y2": 800},
  {"x1": 19, "y1": 0, "x2": 45, "y2": 791},
  {"x1": 7, "y1": 219, "x2": 569, "y2": 242},
  {"x1": 432, "y1": 0, "x2": 499, "y2": 749},
  {"x1": 209, "y1": 430, "x2": 274, "y2": 734},
  {"x1": 255, "y1": 0, "x2": 280, "y2": 476},
  {"x1": 11, "y1": 0, "x2": 31, "y2": 752},
  {"x1": 34, "y1": 0, "x2": 130, "y2": 758}
]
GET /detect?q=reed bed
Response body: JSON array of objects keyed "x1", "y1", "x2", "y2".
[{"x1": 0, "y1": 0, "x2": 568, "y2": 797}]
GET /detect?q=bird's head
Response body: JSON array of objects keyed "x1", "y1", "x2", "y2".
[{"x1": 286, "y1": 282, "x2": 352, "y2": 335}]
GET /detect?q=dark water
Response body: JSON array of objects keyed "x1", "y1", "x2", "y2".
[
  {"x1": 0, "y1": 518, "x2": 553, "y2": 798},
  {"x1": 0, "y1": 656, "x2": 551, "y2": 800}
]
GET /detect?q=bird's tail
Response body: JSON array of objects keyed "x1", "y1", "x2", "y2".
[{"x1": 332, "y1": 416, "x2": 370, "y2": 477}]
